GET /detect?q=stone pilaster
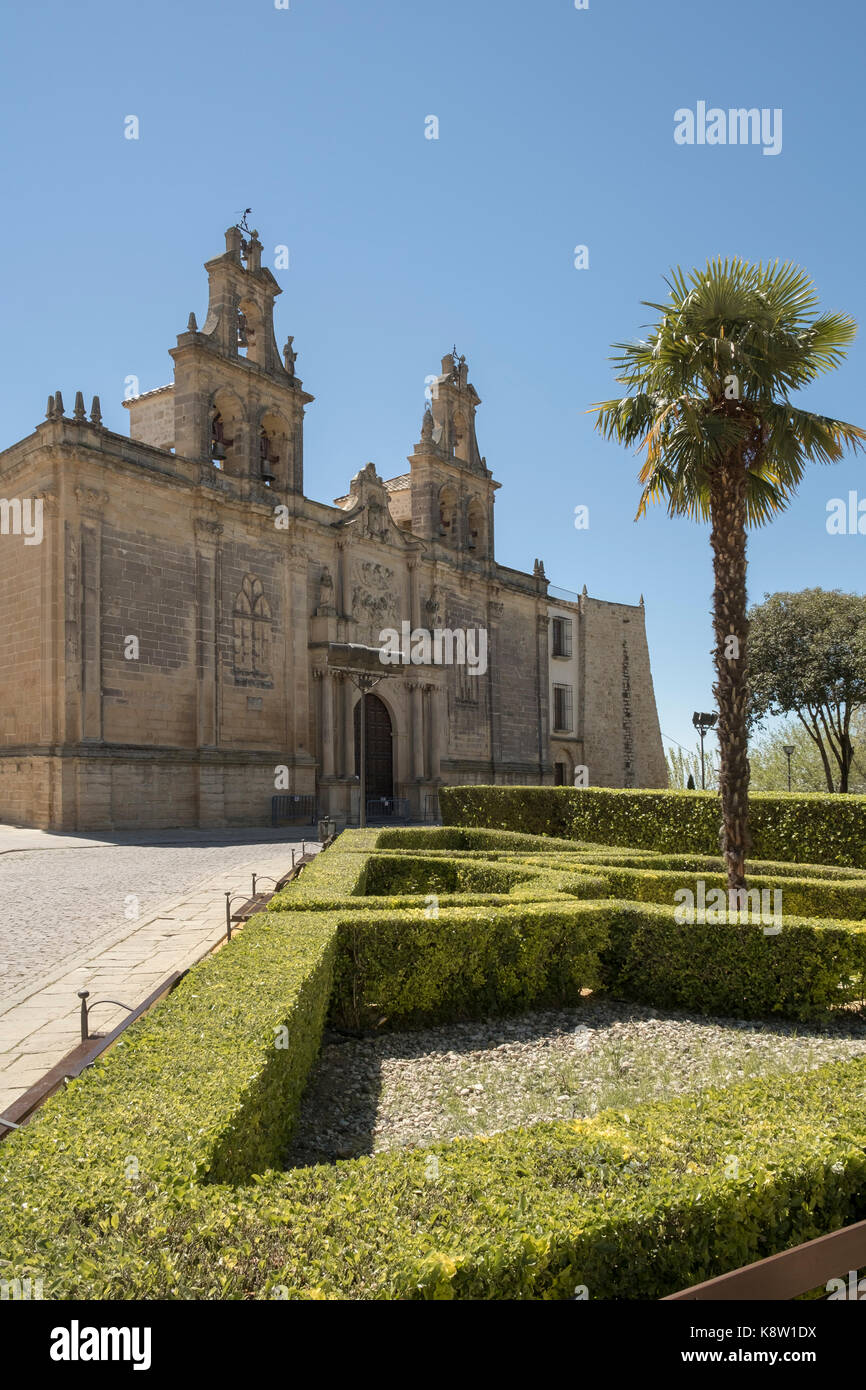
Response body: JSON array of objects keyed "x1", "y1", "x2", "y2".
[
  {"x1": 194, "y1": 518, "x2": 222, "y2": 749},
  {"x1": 409, "y1": 679, "x2": 425, "y2": 781}
]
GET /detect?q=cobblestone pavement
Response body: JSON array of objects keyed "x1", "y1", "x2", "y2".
[
  {"x1": 0, "y1": 833, "x2": 315, "y2": 999},
  {"x1": 0, "y1": 828, "x2": 319, "y2": 1116}
]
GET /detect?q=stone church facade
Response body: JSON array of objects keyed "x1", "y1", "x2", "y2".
[{"x1": 0, "y1": 227, "x2": 666, "y2": 831}]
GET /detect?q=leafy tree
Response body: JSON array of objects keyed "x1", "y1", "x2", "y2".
[
  {"x1": 749, "y1": 589, "x2": 866, "y2": 791},
  {"x1": 748, "y1": 717, "x2": 866, "y2": 793},
  {"x1": 594, "y1": 259, "x2": 865, "y2": 888}
]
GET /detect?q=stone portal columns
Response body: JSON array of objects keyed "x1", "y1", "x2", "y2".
[
  {"x1": 425, "y1": 683, "x2": 442, "y2": 784},
  {"x1": 409, "y1": 680, "x2": 425, "y2": 781},
  {"x1": 316, "y1": 669, "x2": 336, "y2": 778},
  {"x1": 340, "y1": 673, "x2": 355, "y2": 778}
]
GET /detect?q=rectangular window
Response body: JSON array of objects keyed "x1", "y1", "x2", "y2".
[
  {"x1": 551, "y1": 616, "x2": 573, "y2": 658},
  {"x1": 553, "y1": 683, "x2": 573, "y2": 732}
]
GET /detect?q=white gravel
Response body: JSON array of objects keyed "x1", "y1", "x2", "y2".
[{"x1": 285, "y1": 1000, "x2": 866, "y2": 1167}]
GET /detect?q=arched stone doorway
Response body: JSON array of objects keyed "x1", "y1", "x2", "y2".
[{"x1": 354, "y1": 693, "x2": 394, "y2": 799}]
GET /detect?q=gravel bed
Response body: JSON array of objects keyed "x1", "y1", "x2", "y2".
[{"x1": 284, "y1": 1000, "x2": 866, "y2": 1167}]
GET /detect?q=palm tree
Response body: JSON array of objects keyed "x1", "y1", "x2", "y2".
[{"x1": 593, "y1": 259, "x2": 865, "y2": 892}]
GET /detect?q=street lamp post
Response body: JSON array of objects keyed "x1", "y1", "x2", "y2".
[
  {"x1": 692, "y1": 710, "x2": 718, "y2": 791},
  {"x1": 782, "y1": 744, "x2": 795, "y2": 793}
]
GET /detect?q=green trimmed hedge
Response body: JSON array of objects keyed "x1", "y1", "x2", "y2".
[
  {"x1": 440, "y1": 786, "x2": 866, "y2": 868},
  {"x1": 602, "y1": 903, "x2": 866, "y2": 1018},
  {"x1": 3, "y1": 1052, "x2": 866, "y2": 1299},
  {"x1": 3, "y1": 824, "x2": 866, "y2": 1301},
  {"x1": 357, "y1": 851, "x2": 866, "y2": 921},
  {"x1": 0, "y1": 911, "x2": 338, "y2": 1192},
  {"x1": 593, "y1": 865, "x2": 866, "y2": 922},
  {"x1": 324, "y1": 897, "x2": 866, "y2": 1027},
  {"x1": 362, "y1": 853, "x2": 533, "y2": 897},
  {"x1": 264, "y1": 831, "x2": 866, "y2": 1021},
  {"x1": 328, "y1": 900, "x2": 609, "y2": 1030}
]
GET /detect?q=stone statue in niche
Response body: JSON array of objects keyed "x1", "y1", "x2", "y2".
[
  {"x1": 365, "y1": 500, "x2": 389, "y2": 539},
  {"x1": 317, "y1": 565, "x2": 336, "y2": 616}
]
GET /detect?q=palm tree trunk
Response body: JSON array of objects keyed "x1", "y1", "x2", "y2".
[{"x1": 709, "y1": 456, "x2": 752, "y2": 892}]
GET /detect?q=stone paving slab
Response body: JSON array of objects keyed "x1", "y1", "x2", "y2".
[
  {"x1": 0, "y1": 828, "x2": 320, "y2": 998},
  {"x1": 0, "y1": 843, "x2": 319, "y2": 1117}
]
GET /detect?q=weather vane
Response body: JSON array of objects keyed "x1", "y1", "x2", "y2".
[{"x1": 235, "y1": 208, "x2": 253, "y2": 236}]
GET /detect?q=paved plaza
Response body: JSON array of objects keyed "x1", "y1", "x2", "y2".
[{"x1": 0, "y1": 826, "x2": 319, "y2": 1117}]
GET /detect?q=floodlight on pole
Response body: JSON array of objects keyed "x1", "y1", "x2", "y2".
[{"x1": 692, "y1": 710, "x2": 718, "y2": 791}]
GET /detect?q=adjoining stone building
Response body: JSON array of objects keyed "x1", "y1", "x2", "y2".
[
  {"x1": 0, "y1": 226, "x2": 666, "y2": 830},
  {"x1": 547, "y1": 589, "x2": 666, "y2": 789}
]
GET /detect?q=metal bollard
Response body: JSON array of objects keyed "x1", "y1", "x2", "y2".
[
  {"x1": 78, "y1": 990, "x2": 90, "y2": 1043},
  {"x1": 225, "y1": 890, "x2": 233, "y2": 942}
]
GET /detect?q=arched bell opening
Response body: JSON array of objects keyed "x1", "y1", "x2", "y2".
[
  {"x1": 237, "y1": 297, "x2": 265, "y2": 366},
  {"x1": 438, "y1": 484, "x2": 458, "y2": 544},
  {"x1": 467, "y1": 498, "x2": 487, "y2": 554},
  {"x1": 258, "y1": 411, "x2": 290, "y2": 488},
  {"x1": 209, "y1": 390, "x2": 245, "y2": 474}
]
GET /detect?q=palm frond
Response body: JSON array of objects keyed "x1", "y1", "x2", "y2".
[{"x1": 594, "y1": 257, "x2": 865, "y2": 527}]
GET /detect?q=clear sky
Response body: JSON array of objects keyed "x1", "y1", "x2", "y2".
[{"x1": 1, "y1": 0, "x2": 864, "y2": 758}]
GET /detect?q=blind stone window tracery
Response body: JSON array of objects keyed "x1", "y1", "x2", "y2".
[{"x1": 232, "y1": 574, "x2": 273, "y2": 687}]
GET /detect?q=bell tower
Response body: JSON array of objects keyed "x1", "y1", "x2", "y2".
[
  {"x1": 408, "y1": 351, "x2": 498, "y2": 557},
  {"x1": 428, "y1": 350, "x2": 485, "y2": 471},
  {"x1": 170, "y1": 225, "x2": 313, "y2": 494}
]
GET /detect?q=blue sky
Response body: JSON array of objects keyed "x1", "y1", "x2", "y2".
[{"x1": 1, "y1": 0, "x2": 864, "y2": 757}]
